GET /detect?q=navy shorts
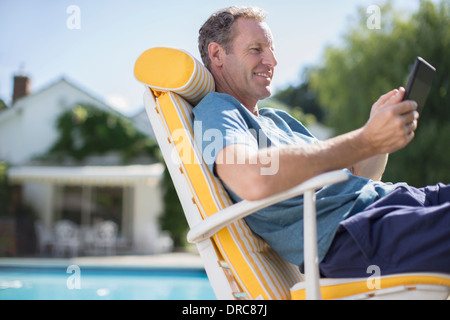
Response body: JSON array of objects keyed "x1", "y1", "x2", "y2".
[{"x1": 319, "y1": 183, "x2": 450, "y2": 278}]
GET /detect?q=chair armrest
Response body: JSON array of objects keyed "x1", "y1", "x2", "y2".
[{"x1": 187, "y1": 170, "x2": 349, "y2": 243}]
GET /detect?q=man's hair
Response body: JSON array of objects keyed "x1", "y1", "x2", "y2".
[{"x1": 198, "y1": 6, "x2": 267, "y2": 71}]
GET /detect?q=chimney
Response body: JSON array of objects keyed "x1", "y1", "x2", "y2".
[{"x1": 12, "y1": 75, "x2": 31, "y2": 104}]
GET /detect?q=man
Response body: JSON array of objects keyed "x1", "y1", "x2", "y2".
[{"x1": 194, "y1": 6, "x2": 450, "y2": 278}]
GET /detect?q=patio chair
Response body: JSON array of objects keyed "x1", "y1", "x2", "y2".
[
  {"x1": 53, "y1": 220, "x2": 81, "y2": 257},
  {"x1": 35, "y1": 220, "x2": 54, "y2": 256},
  {"x1": 134, "y1": 47, "x2": 450, "y2": 300},
  {"x1": 94, "y1": 220, "x2": 118, "y2": 256}
]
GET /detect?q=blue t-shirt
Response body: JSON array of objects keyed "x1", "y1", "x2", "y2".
[{"x1": 193, "y1": 92, "x2": 395, "y2": 267}]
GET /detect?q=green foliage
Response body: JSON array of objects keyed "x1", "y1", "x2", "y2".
[
  {"x1": 159, "y1": 169, "x2": 188, "y2": 247},
  {"x1": 0, "y1": 162, "x2": 10, "y2": 216},
  {"x1": 273, "y1": 73, "x2": 326, "y2": 122},
  {"x1": 309, "y1": 0, "x2": 450, "y2": 186},
  {"x1": 0, "y1": 99, "x2": 7, "y2": 112},
  {"x1": 48, "y1": 104, "x2": 158, "y2": 163}
]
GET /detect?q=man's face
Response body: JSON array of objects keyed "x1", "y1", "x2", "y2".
[{"x1": 221, "y1": 18, "x2": 277, "y2": 108}]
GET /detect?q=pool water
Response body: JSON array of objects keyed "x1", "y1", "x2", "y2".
[{"x1": 0, "y1": 266, "x2": 216, "y2": 300}]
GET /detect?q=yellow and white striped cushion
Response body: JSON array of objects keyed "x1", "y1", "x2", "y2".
[{"x1": 134, "y1": 47, "x2": 214, "y2": 106}]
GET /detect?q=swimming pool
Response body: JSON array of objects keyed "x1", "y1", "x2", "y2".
[{"x1": 0, "y1": 265, "x2": 216, "y2": 300}]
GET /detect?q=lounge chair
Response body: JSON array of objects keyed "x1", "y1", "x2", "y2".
[{"x1": 134, "y1": 47, "x2": 450, "y2": 300}]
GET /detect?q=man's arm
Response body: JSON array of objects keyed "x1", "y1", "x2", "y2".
[
  {"x1": 216, "y1": 88, "x2": 418, "y2": 200},
  {"x1": 349, "y1": 153, "x2": 388, "y2": 181}
]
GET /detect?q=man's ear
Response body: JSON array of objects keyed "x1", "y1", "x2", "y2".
[{"x1": 208, "y1": 42, "x2": 225, "y2": 68}]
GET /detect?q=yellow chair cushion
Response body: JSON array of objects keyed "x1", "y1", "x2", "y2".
[
  {"x1": 291, "y1": 273, "x2": 450, "y2": 300},
  {"x1": 134, "y1": 47, "x2": 215, "y2": 105}
]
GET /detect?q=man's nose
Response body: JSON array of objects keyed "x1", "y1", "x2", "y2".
[{"x1": 263, "y1": 49, "x2": 278, "y2": 68}]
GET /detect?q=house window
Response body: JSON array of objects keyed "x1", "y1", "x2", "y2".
[
  {"x1": 57, "y1": 186, "x2": 83, "y2": 225},
  {"x1": 56, "y1": 185, "x2": 124, "y2": 231},
  {"x1": 91, "y1": 187, "x2": 122, "y2": 227}
]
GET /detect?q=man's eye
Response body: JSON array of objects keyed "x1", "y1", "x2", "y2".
[{"x1": 250, "y1": 47, "x2": 261, "y2": 52}]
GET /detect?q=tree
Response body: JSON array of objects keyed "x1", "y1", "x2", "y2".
[
  {"x1": 47, "y1": 104, "x2": 158, "y2": 163},
  {"x1": 273, "y1": 71, "x2": 326, "y2": 122},
  {"x1": 0, "y1": 162, "x2": 9, "y2": 215},
  {"x1": 0, "y1": 99, "x2": 7, "y2": 112},
  {"x1": 309, "y1": 0, "x2": 450, "y2": 186}
]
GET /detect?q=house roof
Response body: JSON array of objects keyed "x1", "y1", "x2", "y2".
[
  {"x1": 0, "y1": 76, "x2": 153, "y2": 135},
  {"x1": 8, "y1": 163, "x2": 164, "y2": 187},
  {"x1": 0, "y1": 76, "x2": 120, "y2": 118}
]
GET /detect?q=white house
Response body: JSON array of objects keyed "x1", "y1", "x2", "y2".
[{"x1": 0, "y1": 75, "x2": 171, "y2": 255}]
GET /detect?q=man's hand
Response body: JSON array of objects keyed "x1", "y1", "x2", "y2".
[{"x1": 362, "y1": 87, "x2": 419, "y2": 154}]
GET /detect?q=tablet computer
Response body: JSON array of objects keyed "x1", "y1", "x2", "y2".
[{"x1": 403, "y1": 56, "x2": 436, "y2": 113}]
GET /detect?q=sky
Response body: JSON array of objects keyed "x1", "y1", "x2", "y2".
[{"x1": 0, "y1": 0, "x2": 423, "y2": 116}]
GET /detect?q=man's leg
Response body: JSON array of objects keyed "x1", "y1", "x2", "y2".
[{"x1": 319, "y1": 184, "x2": 450, "y2": 278}]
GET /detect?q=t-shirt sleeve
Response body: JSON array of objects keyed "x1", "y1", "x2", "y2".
[{"x1": 193, "y1": 93, "x2": 258, "y2": 176}]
